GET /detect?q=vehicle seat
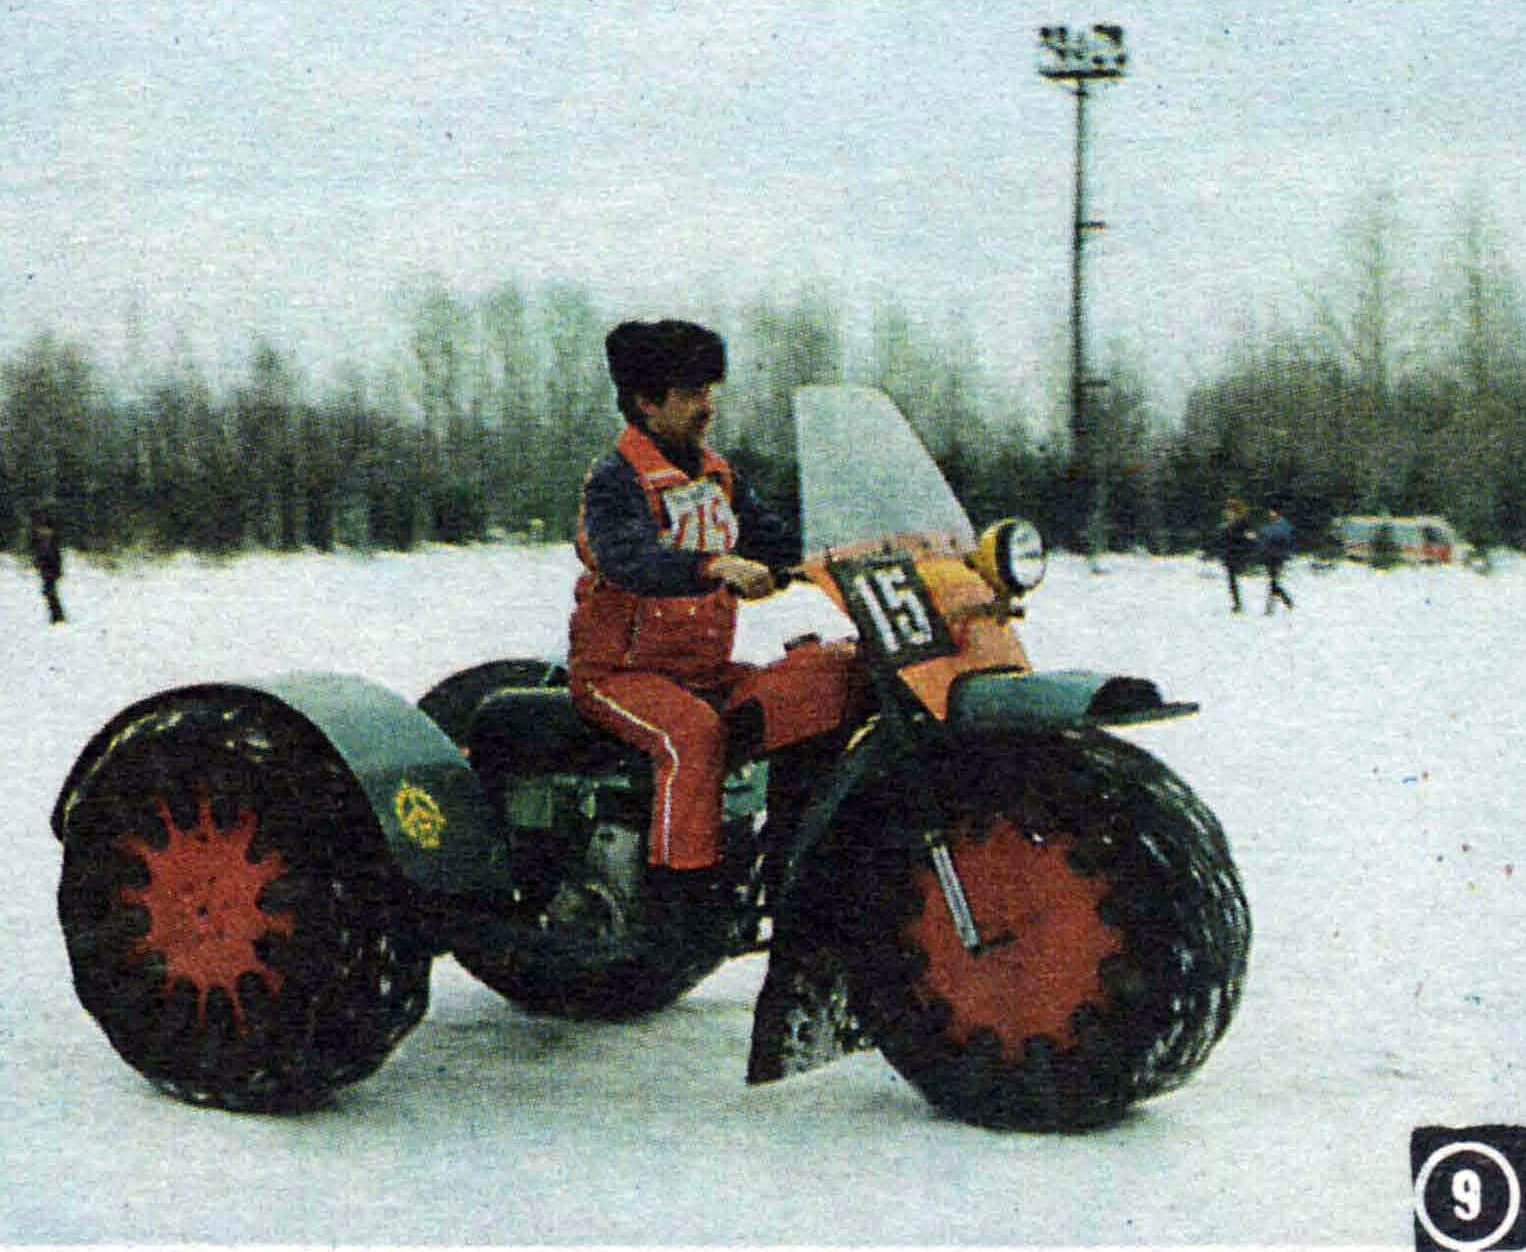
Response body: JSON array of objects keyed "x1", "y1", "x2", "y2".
[
  {"x1": 468, "y1": 686, "x2": 642, "y2": 778},
  {"x1": 467, "y1": 685, "x2": 767, "y2": 779}
]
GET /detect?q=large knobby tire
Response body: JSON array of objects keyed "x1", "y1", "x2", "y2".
[
  {"x1": 452, "y1": 822, "x2": 738, "y2": 1020},
  {"x1": 56, "y1": 694, "x2": 432, "y2": 1111},
  {"x1": 437, "y1": 662, "x2": 731, "y2": 1021},
  {"x1": 452, "y1": 912, "x2": 728, "y2": 1022},
  {"x1": 830, "y1": 730, "x2": 1250, "y2": 1131}
]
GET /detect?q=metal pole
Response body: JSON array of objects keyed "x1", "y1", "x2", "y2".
[
  {"x1": 1071, "y1": 78, "x2": 1088, "y2": 491},
  {"x1": 1038, "y1": 24, "x2": 1125, "y2": 563},
  {"x1": 1073, "y1": 79, "x2": 1109, "y2": 562}
]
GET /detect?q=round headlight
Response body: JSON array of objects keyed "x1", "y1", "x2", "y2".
[{"x1": 972, "y1": 517, "x2": 1047, "y2": 596}]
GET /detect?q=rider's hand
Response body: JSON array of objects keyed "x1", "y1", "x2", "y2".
[{"x1": 705, "y1": 554, "x2": 775, "y2": 599}]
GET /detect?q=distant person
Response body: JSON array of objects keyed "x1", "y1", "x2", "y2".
[
  {"x1": 1213, "y1": 496, "x2": 1257, "y2": 614},
  {"x1": 29, "y1": 505, "x2": 66, "y2": 625},
  {"x1": 1260, "y1": 503, "x2": 1295, "y2": 615}
]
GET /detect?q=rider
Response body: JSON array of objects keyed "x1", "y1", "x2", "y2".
[{"x1": 569, "y1": 319, "x2": 856, "y2": 917}]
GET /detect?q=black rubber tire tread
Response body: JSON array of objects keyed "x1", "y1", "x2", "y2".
[
  {"x1": 57, "y1": 695, "x2": 432, "y2": 1111},
  {"x1": 444, "y1": 664, "x2": 728, "y2": 1020},
  {"x1": 824, "y1": 729, "x2": 1250, "y2": 1131},
  {"x1": 418, "y1": 658, "x2": 562, "y2": 745},
  {"x1": 453, "y1": 919, "x2": 726, "y2": 1022}
]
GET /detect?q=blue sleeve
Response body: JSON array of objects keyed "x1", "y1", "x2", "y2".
[
  {"x1": 732, "y1": 471, "x2": 800, "y2": 571},
  {"x1": 581, "y1": 454, "x2": 713, "y2": 596}
]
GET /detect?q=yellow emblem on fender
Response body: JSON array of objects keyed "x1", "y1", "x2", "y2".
[{"x1": 394, "y1": 780, "x2": 446, "y2": 850}]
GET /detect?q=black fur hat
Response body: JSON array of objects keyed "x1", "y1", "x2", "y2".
[{"x1": 605, "y1": 320, "x2": 725, "y2": 420}]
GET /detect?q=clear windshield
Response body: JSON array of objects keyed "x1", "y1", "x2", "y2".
[{"x1": 794, "y1": 385, "x2": 975, "y2": 556}]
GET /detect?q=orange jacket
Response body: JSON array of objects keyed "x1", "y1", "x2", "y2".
[{"x1": 570, "y1": 425, "x2": 745, "y2": 681}]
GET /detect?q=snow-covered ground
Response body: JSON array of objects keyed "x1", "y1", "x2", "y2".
[{"x1": 2, "y1": 542, "x2": 1522, "y2": 1246}]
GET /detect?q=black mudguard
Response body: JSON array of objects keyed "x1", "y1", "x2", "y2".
[
  {"x1": 746, "y1": 938, "x2": 874, "y2": 1085},
  {"x1": 745, "y1": 721, "x2": 898, "y2": 1086},
  {"x1": 52, "y1": 672, "x2": 508, "y2": 896}
]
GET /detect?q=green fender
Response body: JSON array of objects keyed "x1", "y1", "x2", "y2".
[
  {"x1": 52, "y1": 672, "x2": 508, "y2": 896},
  {"x1": 947, "y1": 667, "x2": 1199, "y2": 735},
  {"x1": 771, "y1": 666, "x2": 1196, "y2": 901}
]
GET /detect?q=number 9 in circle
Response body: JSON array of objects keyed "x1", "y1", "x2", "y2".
[{"x1": 1414, "y1": 1140, "x2": 1522, "y2": 1252}]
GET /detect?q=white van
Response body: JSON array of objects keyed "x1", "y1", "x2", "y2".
[{"x1": 1331, "y1": 515, "x2": 1459, "y2": 564}]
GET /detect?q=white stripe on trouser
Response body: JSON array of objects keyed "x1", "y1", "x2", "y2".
[{"x1": 586, "y1": 686, "x2": 681, "y2": 865}]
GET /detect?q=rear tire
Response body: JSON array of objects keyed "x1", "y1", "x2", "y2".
[
  {"x1": 57, "y1": 694, "x2": 432, "y2": 1111},
  {"x1": 418, "y1": 658, "x2": 562, "y2": 745},
  {"x1": 453, "y1": 915, "x2": 726, "y2": 1021},
  {"x1": 832, "y1": 731, "x2": 1249, "y2": 1131},
  {"x1": 446, "y1": 670, "x2": 732, "y2": 1020}
]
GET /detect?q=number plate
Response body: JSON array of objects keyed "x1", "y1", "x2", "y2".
[{"x1": 828, "y1": 552, "x2": 957, "y2": 668}]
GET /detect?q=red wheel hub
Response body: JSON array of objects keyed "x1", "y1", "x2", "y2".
[
  {"x1": 903, "y1": 815, "x2": 1123, "y2": 1060},
  {"x1": 118, "y1": 789, "x2": 294, "y2": 1034}
]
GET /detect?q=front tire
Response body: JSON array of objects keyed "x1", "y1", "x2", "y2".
[
  {"x1": 57, "y1": 693, "x2": 432, "y2": 1110},
  {"x1": 833, "y1": 731, "x2": 1250, "y2": 1131}
]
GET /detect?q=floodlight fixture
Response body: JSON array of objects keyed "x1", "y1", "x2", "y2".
[{"x1": 1038, "y1": 23, "x2": 1128, "y2": 81}]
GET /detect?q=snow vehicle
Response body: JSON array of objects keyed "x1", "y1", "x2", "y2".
[
  {"x1": 50, "y1": 385, "x2": 1250, "y2": 1130},
  {"x1": 1330, "y1": 514, "x2": 1460, "y2": 565}
]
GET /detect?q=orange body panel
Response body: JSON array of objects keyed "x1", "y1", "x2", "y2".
[{"x1": 799, "y1": 532, "x2": 1031, "y2": 721}]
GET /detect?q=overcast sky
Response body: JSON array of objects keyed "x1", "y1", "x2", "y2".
[{"x1": 4, "y1": 1, "x2": 1524, "y2": 418}]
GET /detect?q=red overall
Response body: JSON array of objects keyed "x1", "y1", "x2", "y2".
[{"x1": 569, "y1": 427, "x2": 855, "y2": 869}]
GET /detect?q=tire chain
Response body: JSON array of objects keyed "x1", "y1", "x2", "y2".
[
  {"x1": 832, "y1": 730, "x2": 1250, "y2": 1130},
  {"x1": 59, "y1": 696, "x2": 431, "y2": 1111}
]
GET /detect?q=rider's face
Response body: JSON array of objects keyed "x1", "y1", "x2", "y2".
[{"x1": 640, "y1": 383, "x2": 717, "y2": 451}]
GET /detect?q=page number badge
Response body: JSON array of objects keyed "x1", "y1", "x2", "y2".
[{"x1": 1413, "y1": 1127, "x2": 1526, "y2": 1252}]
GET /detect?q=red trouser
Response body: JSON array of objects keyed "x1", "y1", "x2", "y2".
[{"x1": 570, "y1": 642, "x2": 858, "y2": 869}]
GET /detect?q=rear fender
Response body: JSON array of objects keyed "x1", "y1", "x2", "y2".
[
  {"x1": 52, "y1": 672, "x2": 508, "y2": 896},
  {"x1": 947, "y1": 668, "x2": 1198, "y2": 735}
]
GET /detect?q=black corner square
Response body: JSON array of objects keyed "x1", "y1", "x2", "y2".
[{"x1": 1412, "y1": 1125, "x2": 1526, "y2": 1252}]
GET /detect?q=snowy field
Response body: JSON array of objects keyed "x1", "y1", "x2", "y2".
[{"x1": 2, "y1": 541, "x2": 1523, "y2": 1246}]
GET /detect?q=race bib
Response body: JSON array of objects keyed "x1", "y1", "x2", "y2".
[{"x1": 661, "y1": 479, "x2": 737, "y2": 554}]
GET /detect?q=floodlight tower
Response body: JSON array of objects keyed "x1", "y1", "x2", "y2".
[{"x1": 1038, "y1": 23, "x2": 1126, "y2": 555}]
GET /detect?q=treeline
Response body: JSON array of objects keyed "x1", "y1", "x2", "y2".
[
  {"x1": 0, "y1": 283, "x2": 1066, "y2": 557},
  {"x1": 1161, "y1": 197, "x2": 1526, "y2": 552},
  {"x1": 0, "y1": 282, "x2": 624, "y2": 555},
  {"x1": 4, "y1": 194, "x2": 1525, "y2": 558}
]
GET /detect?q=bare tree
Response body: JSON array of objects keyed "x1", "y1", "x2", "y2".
[
  {"x1": 480, "y1": 282, "x2": 542, "y2": 531},
  {"x1": 1440, "y1": 196, "x2": 1526, "y2": 545},
  {"x1": 728, "y1": 289, "x2": 842, "y2": 519},
  {"x1": 234, "y1": 342, "x2": 303, "y2": 549},
  {"x1": 539, "y1": 282, "x2": 612, "y2": 538},
  {"x1": 1309, "y1": 186, "x2": 1414, "y2": 511}
]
